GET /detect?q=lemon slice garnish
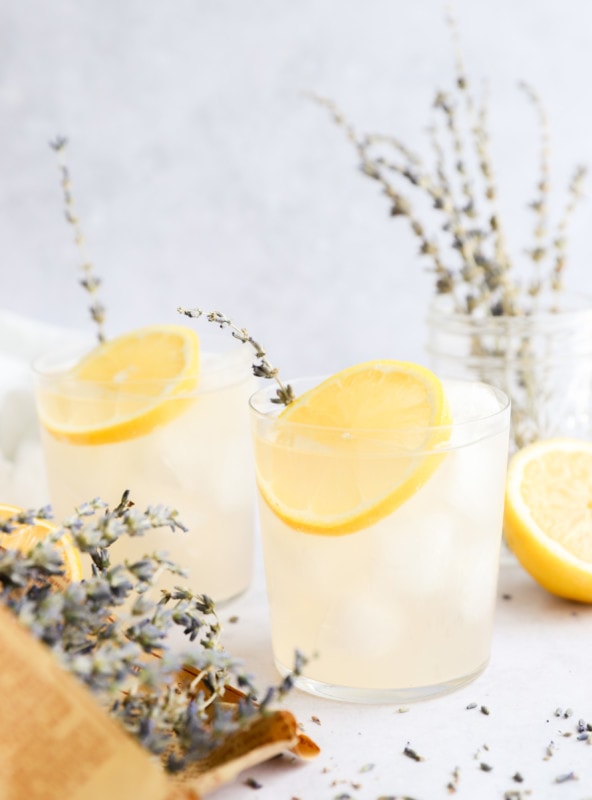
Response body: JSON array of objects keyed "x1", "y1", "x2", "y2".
[
  {"x1": 38, "y1": 324, "x2": 200, "y2": 445},
  {"x1": 254, "y1": 360, "x2": 451, "y2": 535}
]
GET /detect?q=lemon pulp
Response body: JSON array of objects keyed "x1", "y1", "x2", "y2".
[{"x1": 504, "y1": 438, "x2": 592, "y2": 602}]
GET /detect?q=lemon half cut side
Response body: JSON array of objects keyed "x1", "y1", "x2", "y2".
[
  {"x1": 504, "y1": 438, "x2": 592, "y2": 602},
  {"x1": 254, "y1": 360, "x2": 452, "y2": 536},
  {"x1": 37, "y1": 325, "x2": 200, "y2": 446}
]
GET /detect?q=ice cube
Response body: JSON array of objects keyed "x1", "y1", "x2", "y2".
[{"x1": 315, "y1": 590, "x2": 403, "y2": 663}]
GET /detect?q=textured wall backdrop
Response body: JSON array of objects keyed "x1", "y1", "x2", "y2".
[{"x1": 2, "y1": 0, "x2": 592, "y2": 376}]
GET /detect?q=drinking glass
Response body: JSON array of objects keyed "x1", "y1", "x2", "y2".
[
  {"x1": 250, "y1": 377, "x2": 510, "y2": 702},
  {"x1": 35, "y1": 346, "x2": 256, "y2": 604}
]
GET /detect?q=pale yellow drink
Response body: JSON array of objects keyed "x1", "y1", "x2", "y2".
[
  {"x1": 35, "y1": 332, "x2": 255, "y2": 604},
  {"x1": 250, "y1": 374, "x2": 510, "y2": 702}
]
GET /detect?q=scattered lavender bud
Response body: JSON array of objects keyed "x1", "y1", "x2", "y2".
[
  {"x1": 555, "y1": 772, "x2": 578, "y2": 784},
  {"x1": 403, "y1": 745, "x2": 424, "y2": 762}
]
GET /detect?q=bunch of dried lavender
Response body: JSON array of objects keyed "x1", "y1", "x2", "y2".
[
  {"x1": 314, "y1": 15, "x2": 586, "y2": 318},
  {"x1": 0, "y1": 492, "x2": 302, "y2": 772},
  {"x1": 50, "y1": 136, "x2": 106, "y2": 342}
]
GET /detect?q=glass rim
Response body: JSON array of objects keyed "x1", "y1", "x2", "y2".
[
  {"x1": 249, "y1": 375, "x2": 511, "y2": 439},
  {"x1": 427, "y1": 291, "x2": 592, "y2": 327},
  {"x1": 32, "y1": 344, "x2": 254, "y2": 395}
]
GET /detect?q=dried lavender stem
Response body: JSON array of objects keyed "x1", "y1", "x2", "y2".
[
  {"x1": 374, "y1": 140, "x2": 487, "y2": 310},
  {"x1": 428, "y1": 122, "x2": 455, "y2": 212},
  {"x1": 177, "y1": 307, "x2": 294, "y2": 405},
  {"x1": 49, "y1": 136, "x2": 106, "y2": 342},
  {"x1": 434, "y1": 90, "x2": 476, "y2": 225},
  {"x1": 549, "y1": 165, "x2": 587, "y2": 292},
  {"x1": 440, "y1": 15, "x2": 517, "y2": 314},
  {"x1": 445, "y1": 6, "x2": 478, "y2": 214},
  {"x1": 447, "y1": 7, "x2": 516, "y2": 312},
  {"x1": 519, "y1": 82, "x2": 551, "y2": 301},
  {"x1": 474, "y1": 94, "x2": 514, "y2": 285},
  {"x1": 312, "y1": 94, "x2": 452, "y2": 294},
  {"x1": 365, "y1": 132, "x2": 424, "y2": 168}
]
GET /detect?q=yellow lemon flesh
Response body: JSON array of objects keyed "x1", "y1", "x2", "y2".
[
  {"x1": 0, "y1": 503, "x2": 83, "y2": 583},
  {"x1": 504, "y1": 438, "x2": 592, "y2": 602},
  {"x1": 38, "y1": 325, "x2": 200, "y2": 445},
  {"x1": 255, "y1": 360, "x2": 451, "y2": 536}
]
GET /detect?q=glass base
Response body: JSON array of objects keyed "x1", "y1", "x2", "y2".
[{"x1": 277, "y1": 659, "x2": 489, "y2": 704}]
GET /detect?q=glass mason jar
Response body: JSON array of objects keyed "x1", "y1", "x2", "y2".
[{"x1": 426, "y1": 294, "x2": 592, "y2": 453}]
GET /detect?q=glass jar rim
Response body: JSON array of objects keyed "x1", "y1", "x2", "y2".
[{"x1": 427, "y1": 291, "x2": 592, "y2": 327}]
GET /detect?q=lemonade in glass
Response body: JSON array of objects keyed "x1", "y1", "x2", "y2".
[
  {"x1": 35, "y1": 324, "x2": 255, "y2": 604},
  {"x1": 249, "y1": 361, "x2": 510, "y2": 702}
]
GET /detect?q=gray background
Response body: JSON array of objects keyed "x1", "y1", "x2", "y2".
[{"x1": 2, "y1": 0, "x2": 592, "y2": 376}]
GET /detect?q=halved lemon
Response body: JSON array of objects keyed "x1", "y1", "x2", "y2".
[
  {"x1": 38, "y1": 325, "x2": 200, "y2": 445},
  {"x1": 254, "y1": 360, "x2": 451, "y2": 535},
  {"x1": 504, "y1": 438, "x2": 592, "y2": 602},
  {"x1": 0, "y1": 503, "x2": 83, "y2": 582}
]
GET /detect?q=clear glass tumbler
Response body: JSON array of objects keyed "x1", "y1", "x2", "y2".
[
  {"x1": 250, "y1": 377, "x2": 510, "y2": 703},
  {"x1": 35, "y1": 346, "x2": 255, "y2": 604}
]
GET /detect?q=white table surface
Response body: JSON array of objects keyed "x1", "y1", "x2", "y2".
[{"x1": 211, "y1": 545, "x2": 592, "y2": 800}]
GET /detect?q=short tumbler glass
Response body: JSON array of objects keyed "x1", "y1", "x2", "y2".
[
  {"x1": 35, "y1": 347, "x2": 256, "y2": 604},
  {"x1": 250, "y1": 377, "x2": 510, "y2": 703}
]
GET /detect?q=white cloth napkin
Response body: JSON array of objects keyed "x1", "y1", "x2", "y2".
[{"x1": 0, "y1": 311, "x2": 89, "y2": 509}]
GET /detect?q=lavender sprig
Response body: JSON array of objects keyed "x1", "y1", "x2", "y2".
[
  {"x1": 178, "y1": 306, "x2": 295, "y2": 405},
  {"x1": 50, "y1": 136, "x2": 106, "y2": 342},
  {"x1": 519, "y1": 82, "x2": 551, "y2": 298},
  {"x1": 549, "y1": 164, "x2": 588, "y2": 293}
]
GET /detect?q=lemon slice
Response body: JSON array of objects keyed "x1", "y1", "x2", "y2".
[
  {"x1": 0, "y1": 503, "x2": 83, "y2": 583},
  {"x1": 254, "y1": 360, "x2": 451, "y2": 535},
  {"x1": 504, "y1": 438, "x2": 592, "y2": 602},
  {"x1": 38, "y1": 325, "x2": 200, "y2": 445}
]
